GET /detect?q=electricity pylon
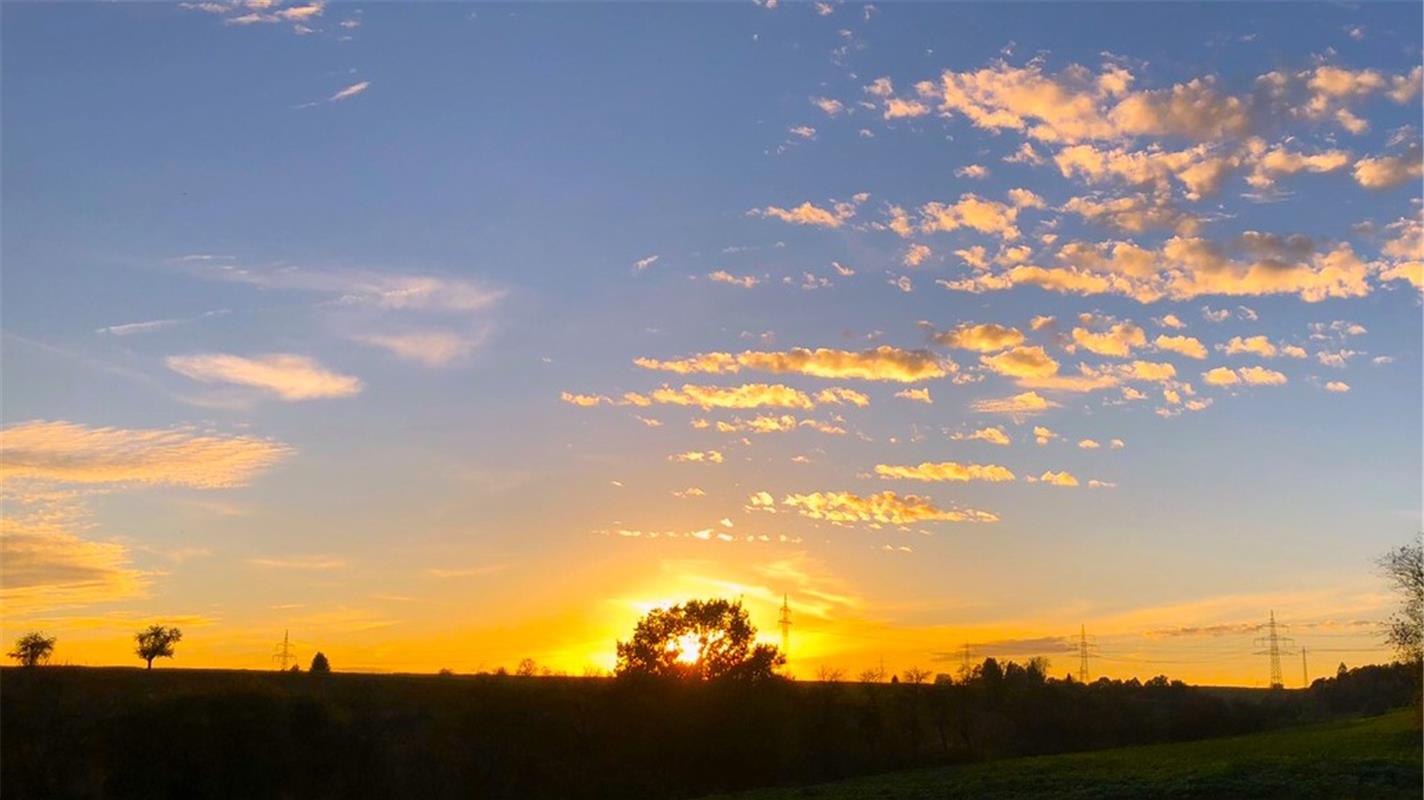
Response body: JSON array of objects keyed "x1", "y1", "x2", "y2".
[
  {"x1": 273, "y1": 629, "x2": 295, "y2": 671},
  {"x1": 1077, "y1": 624, "x2": 1096, "y2": 683},
  {"x1": 1253, "y1": 611, "x2": 1295, "y2": 689},
  {"x1": 778, "y1": 594, "x2": 792, "y2": 662}
]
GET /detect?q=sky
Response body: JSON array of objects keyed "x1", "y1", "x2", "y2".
[{"x1": 2, "y1": 1, "x2": 1420, "y2": 686}]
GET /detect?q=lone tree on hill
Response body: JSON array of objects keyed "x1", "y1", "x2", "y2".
[
  {"x1": 135, "y1": 625, "x2": 182, "y2": 670},
  {"x1": 310, "y1": 651, "x2": 331, "y2": 673},
  {"x1": 9, "y1": 632, "x2": 56, "y2": 667},
  {"x1": 1379, "y1": 539, "x2": 1423, "y2": 663},
  {"x1": 615, "y1": 597, "x2": 784, "y2": 681}
]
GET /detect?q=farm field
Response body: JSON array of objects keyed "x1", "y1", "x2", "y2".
[{"x1": 704, "y1": 709, "x2": 1423, "y2": 800}]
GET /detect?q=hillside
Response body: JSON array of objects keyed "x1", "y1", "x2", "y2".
[{"x1": 703, "y1": 710, "x2": 1423, "y2": 800}]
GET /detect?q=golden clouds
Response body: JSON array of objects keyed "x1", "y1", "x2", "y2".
[
  {"x1": 918, "y1": 191, "x2": 1041, "y2": 240},
  {"x1": 166, "y1": 353, "x2": 362, "y2": 401},
  {"x1": 1, "y1": 519, "x2": 149, "y2": 614},
  {"x1": 751, "y1": 200, "x2": 857, "y2": 228},
  {"x1": 0, "y1": 420, "x2": 291, "y2": 615},
  {"x1": 763, "y1": 490, "x2": 998, "y2": 525},
  {"x1": 560, "y1": 392, "x2": 609, "y2": 407},
  {"x1": 972, "y1": 391, "x2": 1058, "y2": 415},
  {"x1": 2, "y1": 421, "x2": 292, "y2": 488},
  {"x1": 1238, "y1": 366, "x2": 1288, "y2": 385},
  {"x1": 1070, "y1": 321, "x2": 1146, "y2": 357},
  {"x1": 903, "y1": 243, "x2": 933, "y2": 267},
  {"x1": 1034, "y1": 470, "x2": 1080, "y2": 487},
  {"x1": 1202, "y1": 366, "x2": 1288, "y2": 386},
  {"x1": 941, "y1": 237, "x2": 1377, "y2": 303},
  {"x1": 884, "y1": 97, "x2": 931, "y2": 119},
  {"x1": 628, "y1": 384, "x2": 818, "y2": 410},
  {"x1": 636, "y1": 347, "x2": 952, "y2": 383},
  {"x1": 707, "y1": 270, "x2": 760, "y2": 288},
  {"x1": 1221, "y1": 335, "x2": 1278, "y2": 358},
  {"x1": 980, "y1": 346, "x2": 1060, "y2": 378},
  {"x1": 952, "y1": 426, "x2": 1012, "y2": 446},
  {"x1": 923, "y1": 61, "x2": 1249, "y2": 144},
  {"x1": 634, "y1": 353, "x2": 740, "y2": 375},
  {"x1": 700, "y1": 415, "x2": 844, "y2": 435},
  {"x1": 893, "y1": 388, "x2": 933, "y2": 404},
  {"x1": 1154, "y1": 334, "x2": 1207, "y2": 359},
  {"x1": 670, "y1": 450, "x2": 724, "y2": 464},
  {"x1": 1064, "y1": 193, "x2": 1201, "y2": 235},
  {"x1": 815, "y1": 387, "x2": 871, "y2": 407},
  {"x1": 1353, "y1": 147, "x2": 1424, "y2": 190},
  {"x1": 873, "y1": 461, "x2": 1016, "y2": 483},
  {"x1": 931, "y1": 322, "x2": 1025, "y2": 352}
]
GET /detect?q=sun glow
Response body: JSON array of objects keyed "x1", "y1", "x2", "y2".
[{"x1": 671, "y1": 632, "x2": 704, "y2": 664}]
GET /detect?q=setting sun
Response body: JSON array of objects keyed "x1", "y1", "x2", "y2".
[{"x1": 672, "y1": 633, "x2": 705, "y2": 665}]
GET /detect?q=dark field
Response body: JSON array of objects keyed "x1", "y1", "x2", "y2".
[
  {"x1": 2, "y1": 664, "x2": 1416, "y2": 799},
  {"x1": 703, "y1": 709, "x2": 1423, "y2": 800}
]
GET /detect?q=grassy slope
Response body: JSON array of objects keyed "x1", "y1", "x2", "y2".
[{"x1": 704, "y1": 710, "x2": 1422, "y2": 800}]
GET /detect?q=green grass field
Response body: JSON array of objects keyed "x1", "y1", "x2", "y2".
[{"x1": 704, "y1": 710, "x2": 1423, "y2": 800}]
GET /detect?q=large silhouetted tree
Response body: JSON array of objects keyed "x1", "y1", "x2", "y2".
[
  {"x1": 1379, "y1": 539, "x2": 1423, "y2": 663},
  {"x1": 135, "y1": 625, "x2": 182, "y2": 669},
  {"x1": 615, "y1": 597, "x2": 784, "y2": 681},
  {"x1": 310, "y1": 652, "x2": 331, "y2": 673},
  {"x1": 9, "y1": 632, "x2": 56, "y2": 667}
]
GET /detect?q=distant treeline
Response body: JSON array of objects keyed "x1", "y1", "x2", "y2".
[{"x1": 2, "y1": 660, "x2": 1415, "y2": 799}]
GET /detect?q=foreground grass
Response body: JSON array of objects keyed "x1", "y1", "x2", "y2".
[{"x1": 704, "y1": 710, "x2": 1422, "y2": 800}]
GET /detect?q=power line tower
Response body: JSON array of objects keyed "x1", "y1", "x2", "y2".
[
  {"x1": 778, "y1": 594, "x2": 792, "y2": 662},
  {"x1": 1077, "y1": 624, "x2": 1094, "y2": 683},
  {"x1": 1300, "y1": 646, "x2": 1309, "y2": 688},
  {"x1": 273, "y1": 629, "x2": 295, "y2": 671},
  {"x1": 1253, "y1": 611, "x2": 1295, "y2": 689}
]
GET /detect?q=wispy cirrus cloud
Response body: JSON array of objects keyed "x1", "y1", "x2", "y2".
[
  {"x1": 0, "y1": 518, "x2": 150, "y2": 615},
  {"x1": 95, "y1": 309, "x2": 230, "y2": 337},
  {"x1": 182, "y1": 263, "x2": 504, "y2": 314},
  {"x1": 166, "y1": 353, "x2": 362, "y2": 401},
  {"x1": 353, "y1": 330, "x2": 486, "y2": 367},
  {"x1": 1, "y1": 420, "x2": 292, "y2": 488},
  {"x1": 328, "y1": 80, "x2": 369, "y2": 102},
  {"x1": 248, "y1": 555, "x2": 348, "y2": 571}
]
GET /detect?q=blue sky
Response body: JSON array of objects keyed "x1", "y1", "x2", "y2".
[{"x1": 2, "y1": 2, "x2": 1420, "y2": 681}]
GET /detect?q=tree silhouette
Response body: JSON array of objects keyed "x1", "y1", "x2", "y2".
[
  {"x1": 135, "y1": 625, "x2": 182, "y2": 670},
  {"x1": 902, "y1": 666, "x2": 932, "y2": 685},
  {"x1": 615, "y1": 597, "x2": 784, "y2": 681},
  {"x1": 1378, "y1": 540, "x2": 1423, "y2": 663},
  {"x1": 516, "y1": 657, "x2": 538, "y2": 677},
  {"x1": 310, "y1": 651, "x2": 331, "y2": 673},
  {"x1": 9, "y1": 632, "x2": 56, "y2": 667}
]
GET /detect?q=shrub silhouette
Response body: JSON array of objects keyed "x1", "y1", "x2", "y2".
[
  {"x1": 310, "y1": 652, "x2": 330, "y2": 673},
  {"x1": 135, "y1": 625, "x2": 182, "y2": 670},
  {"x1": 8, "y1": 632, "x2": 56, "y2": 667},
  {"x1": 615, "y1": 597, "x2": 784, "y2": 681}
]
